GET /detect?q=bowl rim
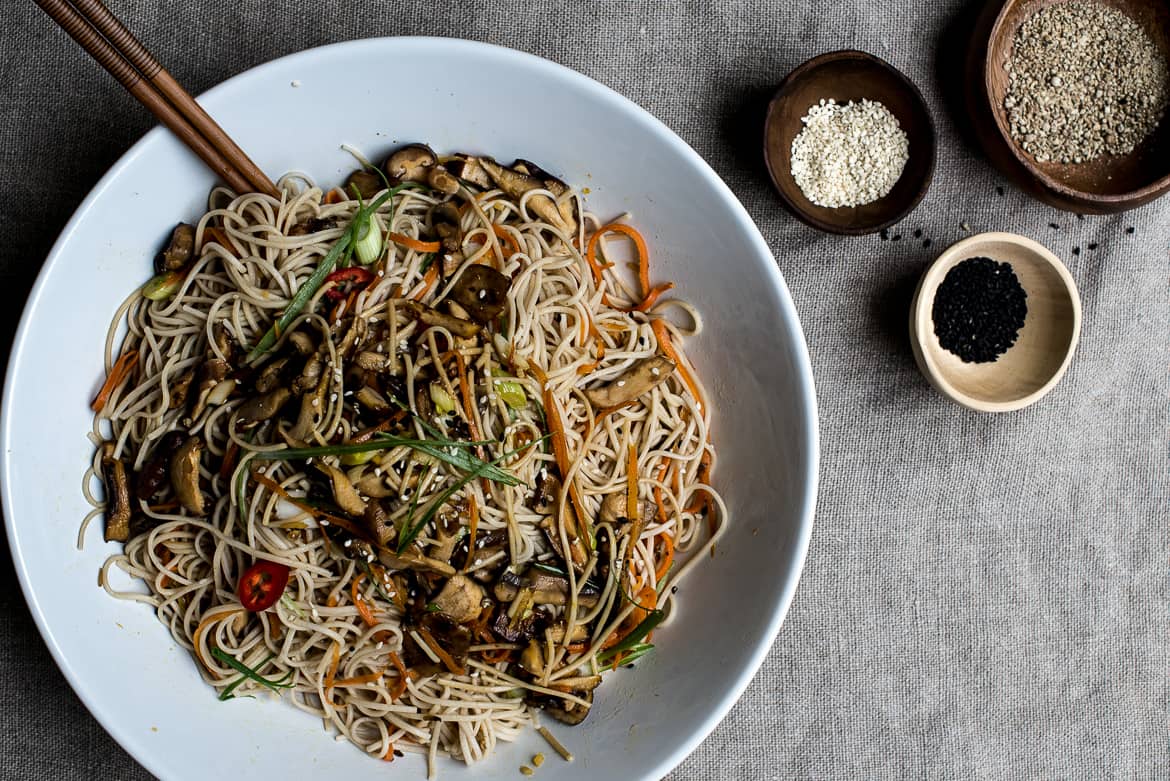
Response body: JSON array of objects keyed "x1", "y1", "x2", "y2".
[
  {"x1": 0, "y1": 35, "x2": 820, "y2": 781},
  {"x1": 983, "y1": 0, "x2": 1170, "y2": 206},
  {"x1": 763, "y1": 48, "x2": 937, "y2": 236},
  {"x1": 909, "y1": 231, "x2": 1082, "y2": 413}
]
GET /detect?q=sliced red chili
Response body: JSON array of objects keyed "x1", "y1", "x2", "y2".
[
  {"x1": 237, "y1": 560, "x2": 291, "y2": 612},
  {"x1": 323, "y1": 267, "x2": 375, "y2": 301}
]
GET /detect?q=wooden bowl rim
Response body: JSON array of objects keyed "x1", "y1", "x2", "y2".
[
  {"x1": 909, "y1": 231, "x2": 1082, "y2": 413},
  {"x1": 983, "y1": 0, "x2": 1170, "y2": 206},
  {"x1": 763, "y1": 49, "x2": 937, "y2": 236}
]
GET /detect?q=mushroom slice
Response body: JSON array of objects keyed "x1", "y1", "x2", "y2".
[
  {"x1": 598, "y1": 491, "x2": 656, "y2": 526},
  {"x1": 448, "y1": 265, "x2": 510, "y2": 324},
  {"x1": 292, "y1": 353, "x2": 323, "y2": 395},
  {"x1": 236, "y1": 387, "x2": 291, "y2": 429},
  {"x1": 400, "y1": 300, "x2": 482, "y2": 338},
  {"x1": 520, "y1": 639, "x2": 544, "y2": 676},
  {"x1": 426, "y1": 166, "x2": 460, "y2": 195},
  {"x1": 493, "y1": 568, "x2": 600, "y2": 608},
  {"x1": 317, "y1": 463, "x2": 366, "y2": 516},
  {"x1": 354, "y1": 385, "x2": 391, "y2": 413},
  {"x1": 583, "y1": 355, "x2": 676, "y2": 409},
  {"x1": 167, "y1": 367, "x2": 195, "y2": 410},
  {"x1": 355, "y1": 472, "x2": 395, "y2": 498},
  {"x1": 345, "y1": 169, "x2": 383, "y2": 200},
  {"x1": 430, "y1": 574, "x2": 485, "y2": 624},
  {"x1": 444, "y1": 155, "x2": 493, "y2": 189},
  {"x1": 514, "y1": 159, "x2": 578, "y2": 231},
  {"x1": 190, "y1": 357, "x2": 229, "y2": 420},
  {"x1": 383, "y1": 144, "x2": 437, "y2": 184},
  {"x1": 169, "y1": 436, "x2": 206, "y2": 516},
  {"x1": 100, "y1": 442, "x2": 132, "y2": 542},
  {"x1": 136, "y1": 431, "x2": 186, "y2": 501},
  {"x1": 527, "y1": 690, "x2": 594, "y2": 726},
  {"x1": 290, "y1": 367, "x2": 330, "y2": 441},
  {"x1": 287, "y1": 331, "x2": 316, "y2": 356},
  {"x1": 155, "y1": 223, "x2": 196, "y2": 273},
  {"x1": 363, "y1": 501, "x2": 396, "y2": 546},
  {"x1": 254, "y1": 357, "x2": 289, "y2": 393},
  {"x1": 377, "y1": 548, "x2": 457, "y2": 577},
  {"x1": 478, "y1": 158, "x2": 572, "y2": 233},
  {"x1": 546, "y1": 620, "x2": 590, "y2": 645}
]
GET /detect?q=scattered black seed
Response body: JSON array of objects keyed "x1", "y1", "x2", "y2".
[
  {"x1": 671, "y1": 586, "x2": 678, "y2": 594},
  {"x1": 1087, "y1": 243, "x2": 1098, "y2": 250},
  {"x1": 394, "y1": 750, "x2": 404, "y2": 758},
  {"x1": 892, "y1": 234, "x2": 902, "y2": 241},
  {"x1": 923, "y1": 239, "x2": 932, "y2": 248},
  {"x1": 1049, "y1": 222, "x2": 1061, "y2": 230},
  {"x1": 996, "y1": 186, "x2": 1005, "y2": 196},
  {"x1": 932, "y1": 256, "x2": 1028, "y2": 364},
  {"x1": 1126, "y1": 226, "x2": 1136, "y2": 234},
  {"x1": 913, "y1": 229, "x2": 923, "y2": 238},
  {"x1": 880, "y1": 229, "x2": 890, "y2": 241},
  {"x1": 1076, "y1": 213, "x2": 1084, "y2": 221},
  {"x1": 1073, "y1": 246, "x2": 1081, "y2": 256}
]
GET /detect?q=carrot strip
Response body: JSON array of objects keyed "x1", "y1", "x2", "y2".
[
  {"x1": 334, "y1": 671, "x2": 384, "y2": 688},
  {"x1": 411, "y1": 263, "x2": 439, "y2": 301},
  {"x1": 626, "y1": 441, "x2": 639, "y2": 526},
  {"x1": 91, "y1": 350, "x2": 139, "y2": 412},
  {"x1": 653, "y1": 459, "x2": 670, "y2": 523},
  {"x1": 388, "y1": 231, "x2": 441, "y2": 253},
  {"x1": 323, "y1": 188, "x2": 345, "y2": 204},
  {"x1": 651, "y1": 319, "x2": 702, "y2": 409},
  {"x1": 351, "y1": 574, "x2": 378, "y2": 628},
  {"x1": 381, "y1": 742, "x2": 397, "y2": 762},
  {"x1": 323, "y1": 641, "x2": 340, "y2": 703},
  {"x1": 587, "y1": 222, "x2": 656, "y2": 308},
  {"x1": 387, "y1": 651, "x2": 410, "y2": 702},
  {"x1": 454, "y1": 351, "x2": 482, "y2": 442},
  {"x1": 530, "y1": 365, "x2": 590, "y2": 553},
  {"x1": 634, "y1": 282, "x2": 675, "y2": 312},
  {"x1": 492, "y1": 224, "x2": 521, "y2": 258},
  {"x1": 417, "y1": 627, "x2": 465, "y2": 675},
  {"x1": 251, "y1": 472, "x2": 370, "y2": 540},
  {"x1": 655, "y1": 532, "x2": 675, "y2": 583},
  {"x1": 201, "y1": 226, "x2": 232, "y2": 253},
  {"x1": 218, "y1": 440, "x2": 240, "y2": 480}
]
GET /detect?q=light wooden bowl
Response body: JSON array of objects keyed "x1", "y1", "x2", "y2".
[
  {"x1": 910, "y1": 232, "x2": 1081, "y2": 412},
  {"x1": 970, "y1": 0, "x2": 1170, "y2": 213}
]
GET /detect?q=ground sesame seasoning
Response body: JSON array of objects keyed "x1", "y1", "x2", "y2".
[
  {"x1": 520, "y1": 767, "x2": 534, "y2": 777},
  {"x1": 533, "y1": 753, "x2": 545, "y2": 767}
]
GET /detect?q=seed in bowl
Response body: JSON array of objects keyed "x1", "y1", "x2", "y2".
[{"x1": 789, "y1": 98, "x2": 909, "y2": 208}]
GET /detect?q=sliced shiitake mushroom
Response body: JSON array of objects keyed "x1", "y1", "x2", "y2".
[
  {"x1": 383, "y1": 144, "x2": 437, "y2": 184},
  {"x1": 526, "y1": 689, "x2": 594, "y2": 726},
  {"x1": 429, "y1": 574, "x2": 485, "y2": 624},
  {"x1": 136, "y1": 431, "x2": 186, "y2": 501},
  {"x1": 448, "y1": 265, "x2": 510, "y2": 324},
  {"x1": 582, "y1": 355, "x2": 675, "y2": 409},
  {"x1": 155, "y1": 223, "x2": 196, "y2": 273},
  {"x1": 345, "y1": 169, "x2": 383, "y2": 200},
  {"x1": 317, "y1": 463, "x2": 366, "y2": 516},
  {"x1": 100, "y1": 442, "x2": 131, "y2": 542},
  {"x1": 478, "y1": 158, "x2": 575, "y2": 235},
  {"x1": 169, "y1": 435, "x2": 206, "y2": 515},
  {"x1": 400, "y1": 299, "x2": 482, "y2": 338},
  {"x1": 443, "y1": 155, "x2": 493, "y2": 189},
  {"x1": 167, "y1": 367, "x2": 195, "y2": 410},
  {"x1": 493, "y1": 568, "x2": 600, "y2": 608},
  {"x1": 427, "y1": 166, "x2": 460, "y2": 195},
  {"x1": 236, "y1": 387, "x2": 291, "y2": 429}
]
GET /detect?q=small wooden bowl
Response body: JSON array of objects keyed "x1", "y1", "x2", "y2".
[
  {"x1": 910, "y1": 232, "x2": 1081, "y2": 412},
  {"x1": 763, "y1": 50, "x2": 936, "y2": 235},
  {"x1": 972, "y1": 0, "x2": 1170, "y2": 213}
]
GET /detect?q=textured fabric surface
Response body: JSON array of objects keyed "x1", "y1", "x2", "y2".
[{"x1": 1, "y1": 1, "x2": 1166, "y2": 779}]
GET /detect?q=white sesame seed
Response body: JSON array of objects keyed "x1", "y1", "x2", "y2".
[
  {"x1": 311, "y1": 608, "x2": 320, "y2": 620},
  {"x1": 478, "y1": 289, "x2": 487, "y2": 300},
  {"x1": 373, "y1": 467, "x2": 382, "y2": 476},
  {"x1": 319, "y1": 519, "x2": 328, "y2": 526},
  {"x1": 306, "y1": 457, "x2": 314, "y2": 464},
  {"x1": 651, "y1": 367, "x2": 660, "y2": 376},
  {"x1": 617, "y1": 380, "x2": 626, "y2": 387},
  {"x1": 311, "y1": 398, "x2": 319, "y2": 407},
  {"x1": 330, "y1": 393, "x2": 338, "y2": 402},
  {"x1": 344, "y1": 539, "x2": 352, "y2": 547},
  {"x1": 375, "y1": 641, "x2": 384, "y2": 650}
]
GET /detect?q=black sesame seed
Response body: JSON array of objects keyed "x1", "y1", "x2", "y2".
[
  {"x1": 1072, "y1": 246, "x2": 1081, "y2": 255},
  {"x1": 1049, "y1": 222, "x2": 1060, "y2": 230},
  {"x1": 1087, "y1": 243, "x2": 1098, "y2": 250},
  {"x1": 1126, "y1": 226, "x2": 1136, "y2": 234},
  {"x1": 923, "y1": 239, "x2": 932, "y2": 248},
  {"x1": 996, "y1": 186, "x2": 1005, "y2": 196},
  {"x1": 932, "y1": 257, "x2": 1027, "y2": 364},
  {"x1": 880, "y1": 229, "x2": 890, "y2": 240},
  {"x1": 913, "y1": 229, "x2": 923, "y2": 238},
  {"x1": 1076, "y1": 213, "x2": 1084, "y2": 221},
  {"x1": 892, "y1": 234, "x2": 902, "y2": 241},
  {"x1": 671, "y1": 586, "x2": 678, "y2": 594}
]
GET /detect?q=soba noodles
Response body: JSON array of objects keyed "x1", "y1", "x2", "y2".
[{"x1": 83, "y1": 145, "x2": 725, "y2": 774}]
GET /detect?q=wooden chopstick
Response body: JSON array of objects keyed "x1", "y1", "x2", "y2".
[{"x1": 34, "y1": 0, "x2": 278, "y2": 198}]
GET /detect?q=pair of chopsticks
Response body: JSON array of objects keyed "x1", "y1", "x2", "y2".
[{"x1": 35, "y1": 0, "x2": 278, "y2": 198}]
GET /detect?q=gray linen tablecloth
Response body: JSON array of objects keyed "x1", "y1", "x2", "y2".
[{"x1": 1, "y1": 1, "x2": 1166, "y2": 778}]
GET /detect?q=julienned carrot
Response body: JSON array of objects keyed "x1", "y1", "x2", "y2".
[
  {"x1": 411, "y1": 263, "x2": 439, "y2": 301},
  {"x1": 653, "y1": 459, "x2": 670, "y2": 522},
  {"x1": 650, "y1": 319, "x2": 702, "y2": 410},
  {"x1": 323, "y1": 188, "x2": 346, "y2": 205},
  {"x1": 323, "y1": 641, "x2": 340, "y2": 702},
  {"x1": 600, "y1": 583, "x2": 657, "y2": 651},
  {"x1": 388, "y1": 651, "x2": 410, "y2": 701},
  {"x1": 530, "y1": 365, "x2": 590, "y2": 552},
  {"x1": 463, "y1": 495, "x2": 479, "y2": 572},
  {"x1": 91, "y1": 350, "x2": 139, "y2": 413},
  {"x1": 333, "y1": 671, "x2": 384, "y2": 688},
  {"x1": 654, "y1": 532, "x2": 675, "y2": 583},
  {"x1": 626, "y1": 441, "x2": 639, "y2": 526},
  {"x1": 252, "y1": 471, "x2": 370, "y2": 540},
  {"x1": 634, "y1": 282, "x2": 675, "y2": 312},
  {"x1": 417, "y1": 627, "x2": 465, "y2": 675},
  {"x1": 454, "y1": 351, "x2": 482, "y2": 442},
  {"x1": 351, "y1": 574, "x2": 378, "y2": 628},
  {"x1": 587, "y1": 222, "x2": 659, "y2": 310},
  {"x1": 492, "y1": 223, "x2": 521, "y2": 258},
  {"x1": 387, "y1": 231, "x2": 441, "y2": 253},
  {"x1": 382, "y1": 742, "x2": 397, "y2": 762}
]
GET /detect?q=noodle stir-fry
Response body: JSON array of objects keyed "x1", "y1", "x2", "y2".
[{"x1": 84, "y1": 145, "x2": 725, "y2": 772}]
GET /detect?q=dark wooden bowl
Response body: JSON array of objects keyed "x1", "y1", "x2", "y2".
[
  {"x1": 763, "y1": 50, "x2": 936, "y2": 235},
  {"x1": 972, "y1": 0, "x2": 1170, "y2": 213}
]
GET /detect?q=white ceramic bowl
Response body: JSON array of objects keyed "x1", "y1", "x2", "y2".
[{"x1": 1, "y1": 38, "x2": 818, "y2": 780}]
